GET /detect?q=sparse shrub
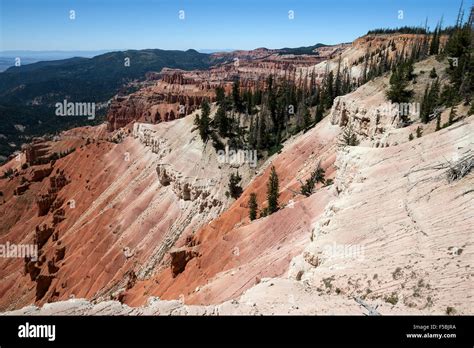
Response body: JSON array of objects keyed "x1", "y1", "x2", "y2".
[
  {"x1": 384, "y1": 292, "x2": 399, "y2": 305},
  {"x1": 416, "y1": 126, "x2": 423, "y2": 138},
  {"x1": 2, "y1": 168, "x2": 14, "y2": 179},
  {"x1": 392, "y1": 267, "x2": 403, "y2": 280},
  {"x1": 446, "y1": 306, "x2": 457, "y2": 315},
  {"x1": 408, "y1": 133, "x2": 414, "y2": 141},
  {"x1": 324, "y1": 178, "x2": 334, "y2": 187},
  {"x1": 322, "y1": 276, "x2": 335, "y2": 290}
]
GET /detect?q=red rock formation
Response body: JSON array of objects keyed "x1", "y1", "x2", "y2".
[
  {"x1": 36, "y1": 193, "x2": 57, "y2": 216},
  {"x1": 13, "y1": 182, "x2": 30, "y2": 195},
  {"x1": 52, "y1": 208, "x2": 66, "y2": 225},
  {"x1": 24, "y1": 258, "x2": 41, "y2": 281},
  {"x1": 23, "y1": 141, "x2": 50, "y2": 165},
  {"x1": 169, "y1": 246, "x2": 199, "y2": 277},
  {"x1": 54, "y1": 246, "x2": 66, "y2": 263},
  {"x1": 106, "y1": 46, "x2": 337, "y2": 131},
  {"x1": 35, "y1": 275, "x2": 54, "y2": 301},
  {"x1": 34, "y1": 224, "x2": 54, "y2": 249},
  {"x1": 30, "y1": 166, "x2": 53, "y2": 182},
  {"x1": 49, "y1": 170, "x2": 69, "y2": 192},
  {"x1": 1, "y1": 34, "x2": 469, "y2": 315}
]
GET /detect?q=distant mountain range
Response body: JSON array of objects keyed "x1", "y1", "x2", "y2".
[
  {"x1": 0, "y1": 50, "x2": 117, "y2": 72},
  {"x1": 0, "y1": 48, "x2": 220, "y2": 160},
  {"x1": 0, "y1": 44, "x2": 328, "y2": 161}
]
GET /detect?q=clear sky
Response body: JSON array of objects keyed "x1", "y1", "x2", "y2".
[{"x1": 0, "y1": 0, "x2": 469, "y2": 51}]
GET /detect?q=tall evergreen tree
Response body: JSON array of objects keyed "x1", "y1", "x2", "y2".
[
  {"x1": 248, "y1": 193, "x2": 258, "y2": 221},
  {"x1": 266, "y1": 165, "x2": 279, "y2": 214},
  {"x1": 215, "y1": 86, "x2": 225, "y2": 106},
  {"x1": 435, "y1": 112, "x2": 441, "y2": 131},
  {"x1": 232, "y1": 79, "x2": 243, "y2": 113},
  {"x1": 448, "y1": 106, "x2": 457, "y2": 126},
  {"x1": 245, "y1": 89, "x2": 254, "y2": 115},
  {"x1": 214, "y1": 105, "x2": 229, "y2": 137},
  {"x1": 303, "y1": 105, "x2": 312, "y2": 130},
  {"x1": 444, "y1": 8, "x2": 472, "y2": 104},
  {"x1": 421, "y1": 78, "x2": 440, "y2": 123},
  {"x1": 228, "y1": 172, "x2": 243, "y2": 199},
  {"x1": 386, "y1": 63, "x2": 412, "y2": 103},
  {"x1": 314, "y1": 104, "x2": 324, "y2": 124},
  {"x1": 267, "y1": 75, "x2": 278, "y2": 130},
  {"x1": 195, "y1": 99, "x2": 211, "y2": 142},
  {"x1": 429, "y1": 24, "x2": 441, "y2": 55},
  {"x1": 257, "y1": 111, "x2": 268, "y2": 150}
]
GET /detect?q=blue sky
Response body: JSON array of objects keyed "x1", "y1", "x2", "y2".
[{"x1": 0, "y1": 0, "x2": 469, "y2": 51}]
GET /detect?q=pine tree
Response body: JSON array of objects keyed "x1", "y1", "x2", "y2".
[
  {"x1": 416, "y1": 126, "x2": 423, "y2": 138},
  {"x1": 232, "y1": 79, "x2": 243, "y2": 113},
  {"x1": 429, "y1": 67, "x2": 437, "y2": 78},
  {"x1": 339, "y1": 122, "x2": 359, "y2": 147},
  {"x1": 314, "y1": 104, "x2": 324, "y2": 124},
  {"x1": 436, "y1": 113, "x2": 441, "y2": 131},
  {"x1": 195, "y1": 99, "x2": 211, "y2": 142},
  {"x1": 444, "y1": 10, "x2": 472, "y2": 103},
  {"x1": 448, "y1": 106, "x2": 457, "y2": 126},
  {"x1": 248, "y1": 193, "x2": 258, "y2": 221},
  {"x1": 257, "y1": 112, "x2": 268, "y2": 150},
  {"x1": 267, "y1": 75, "x2": 278, "y2": 130},
  {"x1": 266, "y1": 165, "x2": 279, "y2": 214},
  {"x1": 429, "y1": 24, "x2": 441, "y2": 55},
  {"x1": 248, "y1": 115, "x2": 255, "y2": 146},
  {"x1": 386, "y1": 63, "x2": 412, "y2": 103},
  {"x1": 228, "y1": 172, "x2": 242, "y2": 199},
  {"x1": 303, "y1": 106, "x2": 312, "y2": 130},
  {"x1": 420, "y1": 85, "x2": 430, "y2": 123},
  {"x1": 215, "y1": 87, "x2": 225, "y2": 106},
  {"x1": 246, "y1": 89, "x2": 254, "y2": 115},
  {"x1": 214, "y1": 105, "x2": 229, "y2": 137},
  {"x1": 421, "y1": 33, "x2": 430, "y2": 58},
  {"x1": 420, "y1": 78, "x2": 440, "y2": 123},
  {"x1": 301, "y1": 163, "x2": 325, "y2": 196},
  {"x1": 324, "y1": 71, "x2": 335, "y2": 109}
]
